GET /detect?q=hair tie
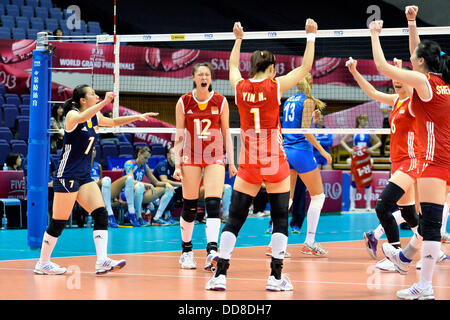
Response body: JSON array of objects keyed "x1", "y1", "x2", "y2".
[{"x1": 441, "y1": 51, "x2": 446, "y2": 56}]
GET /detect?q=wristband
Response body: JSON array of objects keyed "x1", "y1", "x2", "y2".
[
  {"x1": 306, "y1": 33, "x2": 316, "y2": 42},
  {"x1": 408, "y1": 20, "x2": 416, "y2": 26}
]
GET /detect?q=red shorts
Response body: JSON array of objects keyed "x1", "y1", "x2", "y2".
[
  {"x1": 237, "y1": 159, "x2": 290, "y2": 185},
  {"x1": 391, "y1": 158, "x2": 420, "y2": 181},
  {"x1": 181, "y1": 154, "x2": 225, "y2": 168},
  {"x1": 419, "y1": 162, "x2": 450, "y2": 185}
]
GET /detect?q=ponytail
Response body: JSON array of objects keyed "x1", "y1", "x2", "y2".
[
  {"x1": 416, "y1": 40, "x2": 449, "y2": 84},
  {"x1": 296, "y1": 73, "x2": 326, "y2": 110},
  {"x1": 439, "y1": 52, "x2": 449, "y2": 84},
  {"x1": 62, "y1": 84, "x2": 90, "y2": 116}
]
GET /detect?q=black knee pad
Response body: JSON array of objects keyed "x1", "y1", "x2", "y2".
[
  {"x1": 91, "y1": 207, "x2": 108, "y2": 230},
  {"x1": 182, "y1": 198, "x2": 198, "y2": 223},
  {"x1": 268, "y1": 192, "x2": 290, "y2": 236},
  {"x1": 205, "y1": 197, "x2": 221, "y2": 219},
  {"x1": 398, "y1": 204, "x2": 419, "y2": 228},
  {"x1": 376, "y1": 182, "x2": 405, "y2": 222},
  {"x1": 46, "y1": 218, "x2": 67, "y2": 238},
  {"x1": 418, "y1": 203, "x2": 443, "y2": 241},
  {"x1": 222, "y1": 190, "x2": 254, "y2": 237}
]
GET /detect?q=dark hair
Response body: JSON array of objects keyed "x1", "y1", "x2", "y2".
[
  {"x1": 192, "y1": 62, "x2": 214, "y2": 92},
  {"x1": 356, "y1": 114, "x2": 368, "y2": 128},
  {"x1": 134, "y1": 145, "x2": 151, "y2": 159},
  {"x1": 6, "y1": 152, "x2": 20, "y2": 169},
  {"x1": 416, "y1": 40, "x2": 449, "y2": 83},
  {"x1": 63, "y1": 84, "x2": 90, "y2": 116},
  {"x1": 51, "y1": 104, "x2": 64, "y2": 120},
  {"x1": 249, "y1": 50, "x2": 276, "y2": 77}
]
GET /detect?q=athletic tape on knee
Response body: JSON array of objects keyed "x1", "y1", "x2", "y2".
[
  {"x1": 222, "y1": 190, "x2": 254, "y2": 236},
  {"x1": 134, "y1": 182, "x2": 145, "y2": 194},
  {"x1": 205, "y1": 197, "x2": 221, "y2": 219},
  {"x1": 419, "y1": 203, "x2": 443, "y2": 242},
  {"x1": 268, "y1": 192, "x2": 290, "y2": 236},
  {"x1": 46, "y1": 218, "x2": 67, "y2": 238},
  {"x1": 101, "y1": 176, "x2": 111, "y2": 188},
  {"x1": 398, "y1": 204, "x2": 419, "y2": 228},
  {"x1": 91, "y1": 207, "x2": 108, "y2": 230},
  {"x1": 182, "y1": 198, "x2": 198, "y2": 222}
]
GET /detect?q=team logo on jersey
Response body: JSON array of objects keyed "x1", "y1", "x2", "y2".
[
  {"x1": 187, "y1": 109, "x2": 194, "y2": 114},
  {"x1": 198, "y1": 102, "x2": 208, "y2": 111},
  {"x1": 87, "y1": 120, "x2": 92, "y2": 128},
  {"x1": 211, "y1": 106, "x2": 219, "y2": 114},
  {"x1": 399, "y1": 109, "x2": 405, "y2": 114},
  {"x1": 81, "y1": 127, "x2": 88, "y2": 131}
]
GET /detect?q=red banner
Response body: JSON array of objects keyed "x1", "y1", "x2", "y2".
[
  {"x1": 0, "y1": 171, "x2": 26, "y2": 199},
  {"x1": 0, "y1": 38, "x2": 398, "y2": 88}
]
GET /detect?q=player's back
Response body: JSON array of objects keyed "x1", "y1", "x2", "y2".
[
  {"x1": 282, "y1": 91, "x2": 312, "y2": 151},
  {"x1": 235, "y1": 78, "x2": 285, "y2": 166}
]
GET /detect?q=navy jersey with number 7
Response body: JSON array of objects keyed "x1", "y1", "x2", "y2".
[{"x1": 56, "y1": 112, "x2": 99, "y2": 179}]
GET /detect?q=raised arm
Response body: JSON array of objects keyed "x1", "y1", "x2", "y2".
[
  {"x1": 229, "y1": 22, "x2": 244, "y2": 89},
  {"x1": 369, "y1": 20, "x2": 431, "y2": 100},
  {"x1": 346, "y1": 57, "x2": 397, "y2": 106},
  {"x1": 65, "y1": 92, "x2": 115, "y2": 131},
  {"x1": 405, "y1": 5, "x2": 420, "y2": 56},
  {"x1": 97, "y1": 111, "x2": 159, "y2": 127},
  {"x1": 277, "y1": 19, "x2": 317, "y2": 95}
]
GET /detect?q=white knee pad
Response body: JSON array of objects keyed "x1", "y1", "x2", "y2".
[
  {"x1": 134, "y1": 182, "x2": 145, "y2": 194},
  {"x1": 310, "y1": 193, "x2": 326, "y2": 210},
  {"x1": 101, "y1": 176, "x2": 111, "y2": 188}
]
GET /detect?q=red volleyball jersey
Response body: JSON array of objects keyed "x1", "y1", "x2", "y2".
[
  {"x1": 388, "y1": 96, "x2": 417, "y2": 164},
  {"x1": 235, "y1": 78, "x2": 286, "y2": 167},
  {"x1": 180, "y1": 90, "x2": 226, "y2": 165},
  {"x1": 410, "y1": 73, "x2": 450, "y2": 169}
]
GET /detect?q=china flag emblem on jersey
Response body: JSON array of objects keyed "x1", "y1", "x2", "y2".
[{"x1": 350, "y1": 147, "x2": 373, "y2": 188}]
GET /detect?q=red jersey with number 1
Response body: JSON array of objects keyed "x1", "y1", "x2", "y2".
[
  {"x1": 410, "y1": 73, "x2": 450, "y2": 169},
  {"x1": 180, "y1": 90, "x2": 226, "y2": 166},
  {"x1": 235, "y1": 78, "x2": 286, "y2": 167},
  {"x1": 388, "y1": 96, "x2": 417, "y2": 164}
]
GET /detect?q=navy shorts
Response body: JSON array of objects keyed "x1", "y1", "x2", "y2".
[
  {"x1": 285, "y1": 147, "x2": 318, "y2": 174},
  {"x1": 53, "y1": 175, "x2": 94, "y2": 193}
]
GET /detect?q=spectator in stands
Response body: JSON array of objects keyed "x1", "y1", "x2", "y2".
[
  {"x1": 5, "y1": 152, "x2": 22, "y2": 170},
  {"x1": 54, "y1": 28, "x2": 63, "y2": 42},
  {"x1": 50, "y1": 104, "x2": 65, "y2": 154},
  {"x1": 340, "y1": 114, "x2": 381, "y2": 211},
  {"x1": 99, "y1": 111, "x2": 129, "y2": 144},
  {"x1": 379, "y1": 87, "x2": 395, "y2": 157},
  {"x1": 313, "y1": 113, "x2": 333, "y2": 170}
]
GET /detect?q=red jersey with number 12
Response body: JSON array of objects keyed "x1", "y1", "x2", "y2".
[
  {"x1": 410, "y1": 73, "x2": 450, "y2": 169},
  {"x1": 235, "y1": 78, "x2": 286, "y2": 167},
  {"x1": 180, "y1": 90, "x2": 226, "y2": 165}
]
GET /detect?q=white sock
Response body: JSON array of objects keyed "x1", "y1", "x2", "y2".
[
  {"x1": 350, "y1": 186, "x2": 356, "y2": 208},
  {"x1": 374, "y1": 224, "x2": 385, "y2": 240},
  {"x1": 271, "y1": 232, "x2": 288, "y2": 259},
  {"x1": 218, "y1": 231, "x2": 236, "y2": 260},
  {"x1": 418, "y1": 241, "x2": 441, "y2": 289},
  {"x1": 180, "y1": 217, "x2": 195, "y2": 243},
  {"x1": 393, "y1": 210, "x2": 405, "y2": 225},
  {"x1": 39, "y1": 232, "x2": 58, "y2": 264},
  {"x1": 133, "y1": 183, "x2": 145, "y2": 216},
  {"x1": 373, "y1": 210, "x2": 404, "y2": 240},
  {"x1": 441, "y1": 202, "x2": 449, "y2": 235},
  {"x1": 154, "y1": 188, "x2": 174, "y2": 220},
  {"x1": 305, "y1": 194, "x2": 325, "y2": 246},
  {"x1": 365, "y1": 186, "x2": 372, "y2": 208},
  {"x1": 403, "y1": 231, "x2": 422, "y2": 260},
  {"x1": 124, "y1": 176, "x2": 135, "y2": 214},
  {"x1": 93, "y1": 230, "x2": 108, "y2": 263},
  {"x1": 205, "y1": 218, "x2": 221, "y2": 245},
  {"x1": 101, "y1": 177, "x2": 114, "y2": 216}
]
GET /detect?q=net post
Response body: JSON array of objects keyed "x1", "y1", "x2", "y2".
[{"x1": 27, "y1": 31, "x2": 52, "y2": 249}]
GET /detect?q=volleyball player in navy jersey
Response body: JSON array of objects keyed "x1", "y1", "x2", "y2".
[{"x1": 34, "y1": 85, "x2": 157, "y2": 275}]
